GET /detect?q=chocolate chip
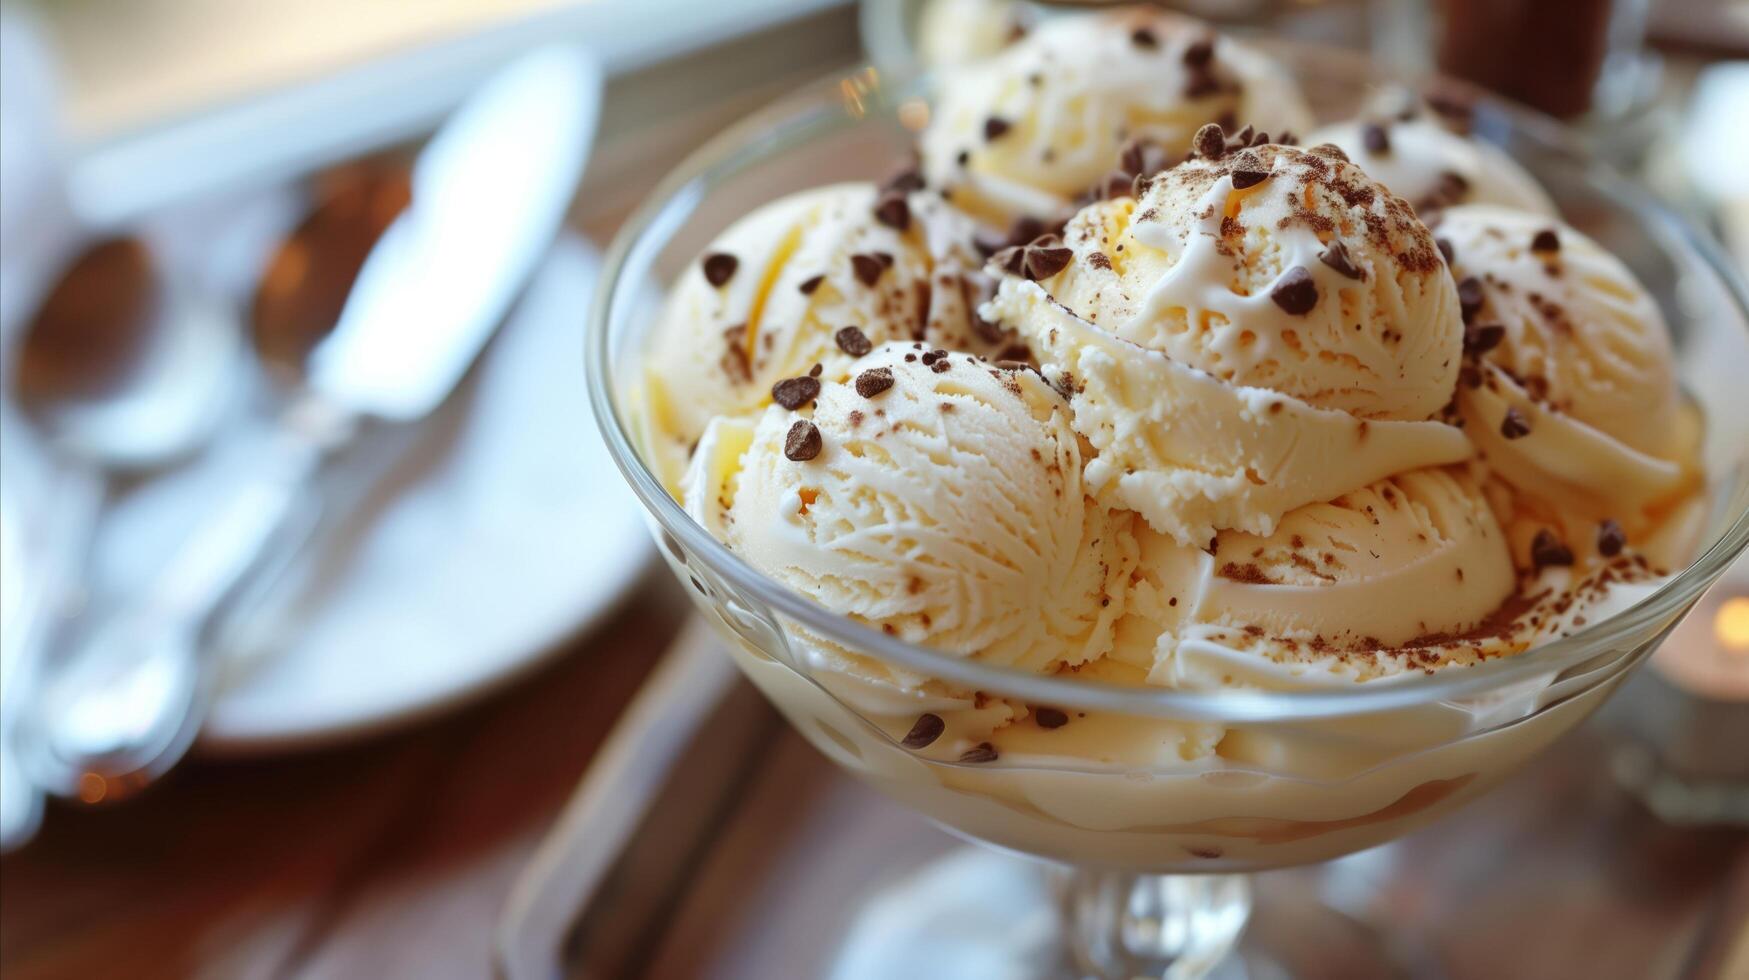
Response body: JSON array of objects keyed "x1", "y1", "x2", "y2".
[
  {"x1": 1530, "y1": 528, "x2": 1574, "y2": 570},
  {"x1": 1034, "y1": 707, "x2": 1069, "y2": 729},
  {"x1": 984, "y1": 116, "x2": 1012, "y2": 141},
  {"x1": 783, "y1": 420, "x2": 822, "y2": 461},
  {"x1": 835, "y1": 326, "x2": 873, "y2": 356},
  {"x1": 798, "y1": 274, "x2": 825, "y2": 295},
  {"x1": 958, "y1": 742, "x2": 999, "y2": 764},
  {"x1": 956, "y1": 149, "x2": 970, "y2": 167},
  {"x1": 1457, "y1": 276, "x2": 1484, "y2": 325},
  {"x1": 1193, "y1": 123, "x2": 1226, "y2": 160},
  {"x1": 1318, "y1": 240, "x2": 1362, "y2": 280},
  {"x1": 1231, "y1": 169, "x2": 1270, "y2": 190},
  {"x1": 1022, "y1": 238, "x2": 1072, "y2": 280},
  {"x1": 1437, "y1": 238, "x2": 1455, "y2": 265},
  {"x1": 1597, "y1": 519, "x2": 1626, "y2": 557},
  {"x1": 920, "y1": 349, "x2": 943, "y2": 365},
  {"x1": 1499, "y1": 406, "x2": 1531, "y2": 439},
  {"x1": 902, "y1": 713, "x2": 944, "y2": 748},
  {"x1": 882, "y1": 165, "x2": 925, "y2": 195},
  {"x1": 1182, "y1": 37, "x2": 1214, "y2": 67},
  {"x1": 1464, "y1": 322, "x2": 1505, "y2": 355},
  {"x1": 772, "y1": 376, "x2": 821, "y2": 410},
  {"x1": 701, "y1": 252, "x2": 737, "y2": 287},
  {"x1": 873, "y1": 192, "x2": 911, "y2": 231},
  {"x1": 930, "y1": 359, "x2": 951, "y2": 374},
  {"x1": 1131, "y1": 26, "x2": 1158, "y2": 49},
  {"x1": 851, "y1": 253, "x2": 886, "y2": 287},
  {"x1": 1269, "y1": 266, "x2": 1319, "y2": 315},
  {"x1": 809, "y1": 362, "x2": 823, "y2": 378},
  {"x1": 1361, "y1": 122, "x2": 1391, "y2": 155},
  {"x1": 1530, "y1": 228, "x2": 1561, "y2": 254},
  {"x1": 855, "y1": 366, "x2": 895, "y2": 398}
]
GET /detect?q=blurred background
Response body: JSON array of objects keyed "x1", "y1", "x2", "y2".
[{"x1": 0, "y1": 1, "x2": 1745, "y2": 978}]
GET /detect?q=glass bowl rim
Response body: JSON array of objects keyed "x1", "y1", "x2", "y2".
[{"x1": 587, "y1": 44, "x2": 1749, "y2": 722}]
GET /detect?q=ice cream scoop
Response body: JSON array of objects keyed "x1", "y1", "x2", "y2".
[
  {"x1": 685, "y1": 341, "x2": 1136, "y2": 674},
  {"x1": 1040, "y1": 140, "x2": 1463, "y2": 420},
  {"x1": 1308, "y1": 115, "x2": 1555, "y2": 217},
  {"x1": 638, "y1": 182, "x2": 996, "y2": 492},
  {"x1": 920, "y1": 10, "x2": 1313, "y2": 225},
  {"x1": 1113, "y1": 466, "x2": 1518, "y2": 687},
  {"x1": 1435, "y1": 204, "x2": 1697, "y2": 544},
  {"x1": 983, "y1": 139, "x2": 1474, "y2": 543}
]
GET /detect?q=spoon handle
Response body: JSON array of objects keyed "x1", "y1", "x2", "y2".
[{"x1": 22, "y1": 407, "x2": 345, "y2": 800}]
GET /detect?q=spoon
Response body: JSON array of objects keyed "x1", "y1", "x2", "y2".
[
  {"x1": 2, "y1": 235, "x2": 239, "y2": 842},
  {"x1": 18, "y1": 44, "x2": 601, "y2": 806}
]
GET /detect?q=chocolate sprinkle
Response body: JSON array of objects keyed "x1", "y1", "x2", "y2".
[
  {"x1": 1457, "y1": 276, "x2": 1484, "y2": 325},
  {"x1": 855, "y1": 366, "x2": 895, "y2": 398},
  {"x1": 1464, "y1": 322, "x2": 1505, "y2": 355},
  {"x1": 701, "y1": 252, "x2": 738, "y2": 287},
  {"x1": 873, "y1": 192, "x2": 911, "y2": 231},
  {"x1": 1597, "y1": 519, "x2": 1626, "y2": 557},
  {"x1": 1437, "y1": 237, "x2": 1455, "y2": 265},
  {"x1": 1361, "y1": 122, "x2": 1391, "y2": 155},
  {"x1": 798, "y1": 274, "x2": 825, "y2": 295},
  {"x1": 771, "y1": 376, "x2": 821, "y2": 410},
  {"x1": 1530, "y1": 228, "x2": 1561, "y2": 253},
  {"x1": 1131, "y1": 26, "x2": 1158, "y2": 49},
  {"x1": 958, "y1": 742, "x2": 999, "y2": 764},
  {"x1": 835, "y1": 326, "x2": 873, "y2": 356},
  {"x1": 851, "y1": 253, "x2": 886, "y2": 287},
  {"x1": 1530, "y1": 529, "x2": 1574, "y2": 570},
  {"x1": 984, "y1": 116, "x2": 1012, "y2": 141},
  {"x1": 1034, "y1": 707, "x2": 1069, "y2": 729},
  {"x1": 1193, "y1": 123, "x2": 1226, "y2": 160},
  {"x1": 1499, "y1": 406, "x2": 1531, "y2": 439},
  {"x1": 783, "y1": 420, "x2": 822, "y2": 461},
  {"x1": 995, "y1": 235, "x2": 1073, "y2": 282},
  {"x1": 1182, "y1": 37, "x2": 1214, "y2": 67},
  {"x1": 1231, "y1": 169, "x2": 1270, "y2": 189},
  {"x1": 902, "y1": 713, "x2": 944, "y2": 748},
  {"x1": 1318, "y1": 240, "x2": 1362, "y2": 280},
  {"x1": 1269, "y1": 266, "x2": 1319, "y2": 315}
]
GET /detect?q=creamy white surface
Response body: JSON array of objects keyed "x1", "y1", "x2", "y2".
[{"x1": 920, "y1": 10, "x2": 1313, "y2": 223}]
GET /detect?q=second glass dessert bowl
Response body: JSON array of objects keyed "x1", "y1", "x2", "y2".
[{"x1": 590, "y1": 46, "x2": 1749, "y2": 980}]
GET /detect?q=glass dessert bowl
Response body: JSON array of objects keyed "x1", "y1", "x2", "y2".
[{"x1": 589, "y1": 29, "x2": 1749, "y2": 979}]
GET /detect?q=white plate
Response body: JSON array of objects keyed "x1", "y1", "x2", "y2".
[{"x1": 94, "y1": 235, "x2": 652, "y2": 752}]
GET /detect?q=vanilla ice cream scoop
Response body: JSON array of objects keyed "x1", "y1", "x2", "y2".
[
  {"x1": 1042, "y1": 141, "x2": 1463, "y2": 421},
  {"x1": 1308, "y1": 116, "x2": 1555, "y2": 217},
  {"x1": 1113, "y1": 466, "x2": 1517, "y2": 687},
  {"x1": 686, "y1": 342, "x2": 1136, "y2": 675},
  {"x1": 637, "y1": 183, "x2": 995, "y2": 492},
  {"x1": 983, "y1": 140, "x2": 1474, "y2": 544},
  {"x1": 1436, "y1": 205, "x2": 1695, "y2": 531},
  {"x1": 920, "y1": 10, "x2": 1313, "y2": 225}
]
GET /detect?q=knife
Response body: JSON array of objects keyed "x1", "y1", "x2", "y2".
[{"x1": 18, "y1": 45, "x2": 602, "y2": 805}]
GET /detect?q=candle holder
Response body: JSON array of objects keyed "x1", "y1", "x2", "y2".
[{"x1": 1610, "y1": 555, "x2": 1749, "y2": 826}]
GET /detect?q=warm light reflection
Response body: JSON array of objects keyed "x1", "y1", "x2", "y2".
[
  {"x1": 78, "y1": 773, "x2": 108, "y2": 804},
  {"x1": 839, "y1": 67, "x2": 881, "y2": 119},
  {"x1": 898, "y1": 98, "x2": 931, "y2": 132},
  {"x1": 1717, "y1": 597, "x2": 1749, "y2": 653}
]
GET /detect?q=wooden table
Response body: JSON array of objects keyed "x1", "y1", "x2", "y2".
[{"x1": 0, "y1": 574, "x2": 690, "y2": 980}]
